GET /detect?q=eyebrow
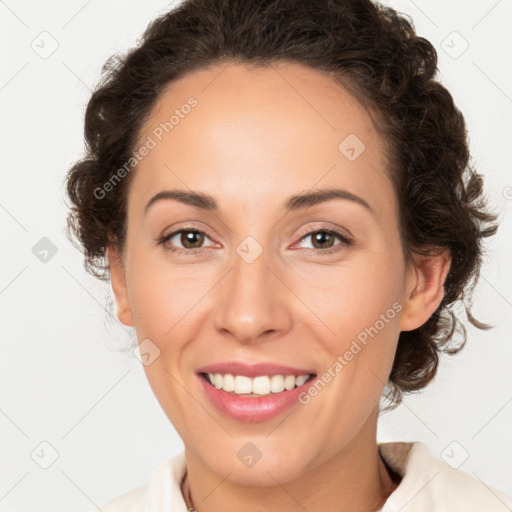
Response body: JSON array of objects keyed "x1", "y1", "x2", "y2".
[{"x1": 144, "y1": 187, "x2": 374, "y2": 215}]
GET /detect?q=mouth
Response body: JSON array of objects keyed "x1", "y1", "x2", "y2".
[{"x1": 196, "y1": 370, "x2": 318, "y2": 423}]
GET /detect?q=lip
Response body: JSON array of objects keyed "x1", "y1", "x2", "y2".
[
  {"x1": 197, "y1": 372, "x2": 317, "y2": 423},
  {"x1": 195, "y1": 361, "x2": 316, "y2": 378}
]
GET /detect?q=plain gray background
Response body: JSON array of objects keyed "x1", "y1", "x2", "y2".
[{"x1": 1, "y1": 0, "x2": 511, "y2": 510}]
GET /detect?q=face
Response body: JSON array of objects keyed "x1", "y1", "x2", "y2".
[{"x1": 108, "y1": 61, "x2": 449, "y2": 486}]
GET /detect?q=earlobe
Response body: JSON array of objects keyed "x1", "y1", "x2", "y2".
[
  {"x1": 399, "y1": 248, "x2": 451, "y2": 332},
  {"x1": 107, "y1": 244, "x2": 134, "y2": 327}
]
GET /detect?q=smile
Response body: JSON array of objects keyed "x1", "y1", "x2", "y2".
[{"x1": 197, "y1": 371, "x2": 317, "y2": 423}]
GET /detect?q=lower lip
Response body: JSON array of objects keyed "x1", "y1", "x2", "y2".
[{"x1": 197, "y1": 374, "x2": 316, "y2": 423}]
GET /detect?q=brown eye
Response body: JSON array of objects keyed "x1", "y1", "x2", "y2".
[
  {"x1": 310, "y1": 231, "x2": 337, "y2": 249},
  {"x1": 293, "y1": 228, "x2": 352, "y2": 255},
  {"x1": 157, "y1": 228, "x2": 216, "y2": 255},
  {"x1": 179, "y1": 230, "x2": 205, "y2": 249}
]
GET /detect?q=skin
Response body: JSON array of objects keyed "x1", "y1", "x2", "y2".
[{"x1": 108, "y1": 61, "x2": 451, "y2": 512}]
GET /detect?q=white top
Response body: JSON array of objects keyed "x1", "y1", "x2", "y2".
[{"x1": 94, "y1": 441, "x2": 512, "y2": 512}]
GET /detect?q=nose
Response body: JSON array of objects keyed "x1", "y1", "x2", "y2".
[{"x1": 212, "y1": 246, "x2": 292, "y2": 344}]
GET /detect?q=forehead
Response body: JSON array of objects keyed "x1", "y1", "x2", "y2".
[{"x1": 130, "y1": 61, "x2": 395, "y2": 223}]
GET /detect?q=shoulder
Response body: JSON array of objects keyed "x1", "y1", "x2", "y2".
[
  {"x1": 91, "y1": 451, "x2": 188, "y2": 512},
  {"x1": 93, "y1": 483, "x2": 147, "y2": 512},
  {"x1": 379, "y1": 441, "x2": 512, "y2": 512}
]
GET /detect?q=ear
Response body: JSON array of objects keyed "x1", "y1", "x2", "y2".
[
  {"x1": 107, "y1": 244, "x2": 134, "y2": 327},
  {"x1": 399, "y1": 247, "x2": 451, "y2": 332}
]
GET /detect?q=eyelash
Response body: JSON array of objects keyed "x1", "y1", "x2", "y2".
[{"x1": 155, "y1": 226, "x2": 352, "y2": 256}]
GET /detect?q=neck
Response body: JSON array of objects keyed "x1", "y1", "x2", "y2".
[{"x1": 181, "y1": 408, "x2": 399, "y2": 512}]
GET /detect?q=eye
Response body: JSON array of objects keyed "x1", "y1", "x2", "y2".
[
  {"x1": 293, "y1": 228, "x2": 352, "y2": 254},
  {"x1": 155, "y1": 226, "x2": 352, "y2": 256},
  {"x1": 156, "y1": 228, "x2": 216, "y2": 254}
]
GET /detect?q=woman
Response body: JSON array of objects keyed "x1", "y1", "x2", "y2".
[{"x1": 64, "y1": 0, "x2": 511, "y2": 510}]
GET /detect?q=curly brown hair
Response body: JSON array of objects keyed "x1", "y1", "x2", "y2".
[{"x1": 64, "y1": 0, "x2": 499, "y2": 407}]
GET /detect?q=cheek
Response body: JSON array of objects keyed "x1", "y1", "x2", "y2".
[
  {"x1": 125, "y1": 244, "x2": 210, "y2": 335},
  {"x1": 289, "y1": 253, "x2": 403, "y2": 341},
  {"x1": 298, "y1": 264, "x2": 403, "y2": 434},
  {"x1": 287, "y1": 253, "x2": 403, "y2": 406}
]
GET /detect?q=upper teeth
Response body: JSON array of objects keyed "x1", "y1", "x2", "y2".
[{"x1": 207, "y1": 373, "x2": 311, "y2": 396}]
